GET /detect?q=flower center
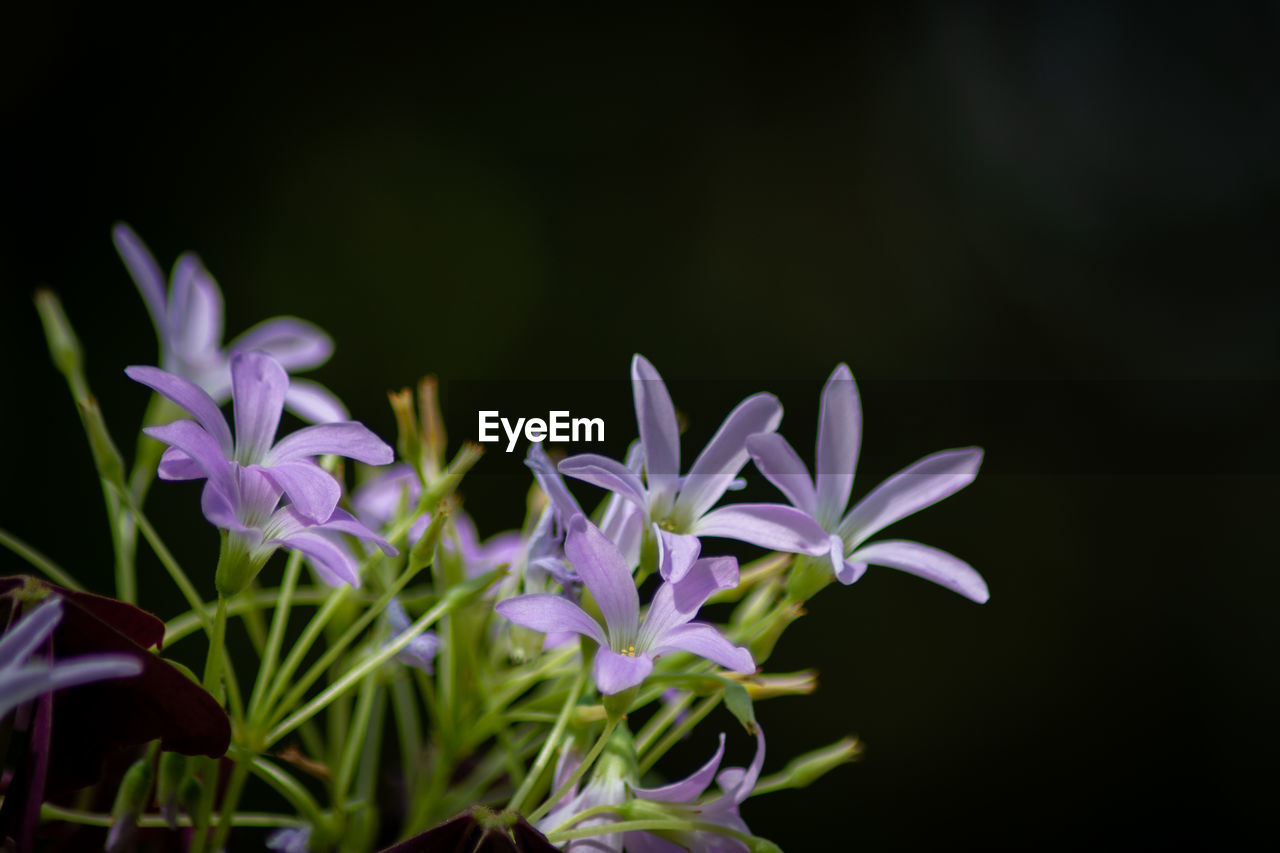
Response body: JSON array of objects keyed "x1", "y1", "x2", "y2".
[{"x1": 620, "y1": 644, "x2": 638, "y2": 657}]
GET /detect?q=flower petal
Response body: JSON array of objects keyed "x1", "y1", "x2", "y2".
[
  {"x1": 112, "y1": 224, "x2": 168, "y2": 338},
  {"x1": 495, "y1": 594, "x2": 606, "y2": 646},
  {"x1": 0, "y1": 658, "x2": 143, "y2": 721},
  {"x1": 632, "y1": 732, "x2": 725, "y2": 803},
  {"x1": 814, "y1": 363, "x2": 861, "y2": 526},
  {"x1": 632, "y1": 355, "x2": 681, "y2": 506},
  {"x1": 126, "y1": 365, "x2": 233, "y2": 455},
  {"x1": 564, "y1": 516, "x2": 640, "y2": 642},
  {"x1": 227, "y1": 316, "x2": 334, "y2": 372},
  {"x1": 559, "y1": 453, "x2": 648, "y2": 511},
  {"x1": 716, "y1": 725, "x2": 766, "y2": 805},
  {"x1": 846, "y1": 539, "x2": 988, "y2": 603},
  {"x1": 256, "y1": 461, "x2": 341, "y2": 523},
  {"x1": 676, "y1": 392, "x2": 782, "y2": 522},
  {"x1": 693, "y1": 504, "x2": 830, "y2": 555},
  {"x1": 143, "y1": 420, "x2": 235, "y2": 497},
  {"x1": 284, "y1": 379, "x2": 350, "y2": 424},
  {"x1": 275, "y1": 530, "x2": 358, "y2": 587},
  {"x1": 600, "y1": 498, "x2": 643, "y2": 568},
  {"x1": 593, "y1": 647, "x2": 654, "y2": 695},
  {"x1": 745, "y1": 433, "x2": 816, "y2": 517},
  {"x1": 230, "y1": 351, "x2": 288, "y2": 462},
  {"x1": 0, "y1": 597, "x2": 62, "y2": 671},
  {"x1": 267, "y1": 422, "x2": 394, "y2": 466},
  {"x1": 157, "y1": 447, "x2": 205, "y2": 480},
  {"x1": 640, "y1": 555, "x2": 738, "y2": 656},
  {"x1": 837, "y1": 447, "x2": 984, "y2": 548},
  {"x1": 655, "y1": 527, "x2": 701, "y2": 583},
  {"x1": 526, "y1": 441, "x2": 583, "y2": 523},
  {"x1": 169, "y1": 259, "x2": 224, "y2": 360},
  {"x1": 834, "y1": 559, "x2": 867, "y2": 585},
  {"x1": 652, "y1": 623, "x2": 754, "y2": 674}
]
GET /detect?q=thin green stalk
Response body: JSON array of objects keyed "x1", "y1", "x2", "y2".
[
  {"x1": 34, "y1": 802, "x2": 295, "y2": 828},
  {"x1": 190, "y1": 597, "x2": 230, "y2": 853},
  {"x1": 249, "y1": 551, "x2": 304, "y2": 721},
  {"x1": 117, "y1": 487, "x2": 211, "y2": 635},
  {"x1": 0, "y1": 528, "x2": 84, "y2": 590},
  {"x1": 258, "y1": 586, "x2": 350, "y2": 720},
  {"x1": 634, "y1": 690, "x2": 694, "y2": 756},
  {"x1": 526, "y1": 717, "x2": 618, "y2": 824},
  {"x1": 355, "y1": 684, "x2": 388, "y2": 804},
  {"x1": 389, "y1": 675, "x2": 422, "y2": 795},
  {"x1": 208, "y1": 756, "x2": 252, "y2": 852},
  {"x1": 639, "y1": 692, "x2": 722, "y2": 775},
  {"x1": 164, "y1": 586, "x2": 336, "y2": 646},
  {"x1": 333, "y1": 669, "x2": 380, "y2": 809},
  {"x1": 506, "y1": 666, "x2": 587, "y2": 814},
  {"x1": 249, "y1": 757, "x2": 328, "y2": 831},
  {"x1": 549, "y1": 818, "x2": 768, "y2": 848}
]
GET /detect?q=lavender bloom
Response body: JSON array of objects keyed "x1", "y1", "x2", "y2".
[
  {"x1": 0, "y1": 598, "x2": 142, "y2": 721},
  {"x1": 495, "y1": 516, "x2": 753, "y2": 695},
  {"x1": 625, "y1": 727, "x2": 766, "y2": 853},
  {"x1": 113, "y1": 223, "x2": 347, "y2": 423},
  {"x1": 746, "y1": 364, "x2": 988, "y2": 603},
  {"x1": 128, "y1": 351, "x2": 395, "y2": 588},
  {"x1": 559, "y1": 355, "x2": 829, "y2": 582},
  {"x1": 384, "y1": 598, "x2": 441, "y2": 673},
  {"x1": 266, "y1": 824, "x2": 312, "y2": 852},
  {"x1": 542, "y1": 743, "x2": 629, "y2": 853}
]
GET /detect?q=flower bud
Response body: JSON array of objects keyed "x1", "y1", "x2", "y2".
[
  {"x1": 33, "y1": 288, "x2": 83, "y2": 381},
  {"x1": 389, "y1": 387, "x2": 423, "y2": 477},
  {"x1": 156, "y1": 751, "x2": 189, "y2": 828},
  {"x1": 417, "y1": 375, "x2": 446, "y2": 477},
  {"x1": 760, "y1": 736, "x2": 862, "y2": 793},
  {"x1": 107, "y1": 756, "x2": 154, "y2": 852}
]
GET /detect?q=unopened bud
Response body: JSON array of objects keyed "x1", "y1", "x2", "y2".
[
  {"x1": 728, "y1": 669, "x2": 819, "y2": 700},
  {"x1": 409, "y1": 503, "x2": 451, "y2": 575},
  {"x1": 107, "y1": 756, "x2": 154, "y2": 852},
  {"x1": 33, "y1": 288, "x2": 83, "y2": 381},
  {"x1": 759, "y1": 736, "x2": 862, "y2": 794},
  {"x1": 389, "y1": 388, "x2": 423, "y2": 476},
  {"x1": 156, "y1": 751, "x2": 189, "y2": 828},
  {"x1": 417, "y1": 375, "x2": 446, "y2": 476}
]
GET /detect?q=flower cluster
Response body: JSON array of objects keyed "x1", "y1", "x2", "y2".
[{"x1": 9, "y1": 226, "x2": 987, "y2": 852}]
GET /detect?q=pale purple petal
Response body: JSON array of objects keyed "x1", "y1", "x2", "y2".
[
  {"x1": 846, "y1": 540, "x2": 988, "y2": 603},
  {"x1": 126, "y1": 365, "x2": 233, "y2": 454},
  {"x1": 655, "y1": 528, "x2": 701, "y2": 583},
  {"x1": 631, "y1": 355, "x2": 680, "y2": 504},
  {"x1": 169, "y1": 259, "x2": 223, "y2": 359},
  {"x1": 352, "y1": 465, "x2": 420, "y2": 527},
  {"x1": 284, "y1": 379, "x2": 349, "y2": 424},
  {"x1": 0, "y1": 598, "x2": 62, "y2": 670},
  {"x1": 826, "y1": 533, "x2": 845, "y2": 577},
  {"x1": 143, "y1": 420, "x2": 235, "y2": 497},
  {"x1": 200, "y1": 482, "x2": 254, "y2": 536},
  {"x1": 745, "y1": 433, "x2": 816, "y2": 517},
  {"x1": 837, "y1": 447, "x2": 984, "y2": 548},
  {"x1": 276, "y1": 530, "x2": 359, "y2": 587},
  {"x1": 600, "y1": 498, "x2": 643, "y2": 568},
  {"x1": 256, "y1": 461, "x2": 341, "y2": 523},
  {"x1": 834, "y1": 559, "x2": 867, "y2": 585},
  {"x1": 559, "y1": 454, "x2": 648, "y2": 511},
  {"x1": 814, "y1": 363, "x2": 861, "y2": 525},
  {"x1": 564, "y1": 516, "x2": 639, "y2": 642},
  {"x1": 112, "y1": 224, "x2": 168, "y2": 336},
  {"x1": 716, "y1": 726, "x2": 766, "y2": 805},
  {"x1": 640, "y1": 555, "x2": 740, "y2": 650},
  {"x1": 386, "y1": 600, "x2": 440, "y2": 672},
  {"x1": 156, "y1": 447, "x2": 205, "y2": 480},
  {"x1": 676, "y1": 392, "x2": 782, "y2": 522},
  {"x1": 315, "y1": 508, "x2": 397, "y2": 555},
  {"x1": 593, "y1": 647, "x2": 654, "y2": 695},
  {"x1": 267, "y1": 421, "x2": 393, "y2": 466},
  {"x1": 227, "y1": 316, "x2": 334, "y2": 372},
  {"x1": 652, "y1": 623, "x2": 754, "y2": 674},
  {"x1": 623, "y1": 832, "x2": 687, "y2": 853},
  {"x1": 693, "y1": 504, "x2": 830, "y2": 556},
  {"x1": 495, "y1": 594, "x2": 607, "y2": 646},
  {"x1": 1, "y1": 658, "x2": 143, "y2": 721},
  {"x1": 230, "y1": 352, "x2": 288, "y2": 462},
  {"x1": 527, "y1": 441, "x2": 584, "y2": 523},
  {"x1": 632, "y1": 732, "x2": 724, "y2": 803}
]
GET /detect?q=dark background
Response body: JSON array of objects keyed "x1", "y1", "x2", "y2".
[{"x1": 3, "y1": 4, "x2": 1278, "y2": 849}]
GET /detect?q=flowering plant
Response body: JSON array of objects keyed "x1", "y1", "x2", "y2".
[{"x1": 1, "y1": 226, "x2": 987, "y2": 852}]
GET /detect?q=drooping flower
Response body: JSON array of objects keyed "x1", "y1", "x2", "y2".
[
  {"x1": 113, "y1": 223, "x2": 347, "y2": 423},
  {"x1": 128, "y1": 351, "x2": 395, "y2": 590},
  {"x1": 0, "y1": 597, "x2": 142, "y2": 722},
  {"x1": 746, "y1": 364, "x2": 988, "y2": 602},
  {"x1": 495, "y1": 516, "x2": 753, "y2": 695},
  {"x1": 541, "y1": 735, "x2": 631, "y2": 853},
  {"x1": 624, "y1": 726, "x2": 766, "y2": 853},
  {"x1": 384, "y1": 598, "x2": 441, "y2": 673},
  {"x1": 559, "y1": 355, "x2": 829, "y2": 582}
]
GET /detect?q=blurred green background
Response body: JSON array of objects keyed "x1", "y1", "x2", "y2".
[{"x1": 2, "y1": 4, "x2": 1277, "y2": 849}]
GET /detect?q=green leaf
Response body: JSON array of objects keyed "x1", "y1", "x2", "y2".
[{"x1": 723, "y1": 682, "x2": 757, "y2": 735}]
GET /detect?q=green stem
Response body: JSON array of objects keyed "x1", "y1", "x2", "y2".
[
  {"x1": 634, "y1": 690, "x2": 694, "y2": 756},
  {"x1": 333, "y1": 668, "x2": 380, "y2": 809},
  {"x1": 164, "y1": 586, "x2": 338, "y2": 646},
  {"x1": 0, "y1": 527, "x2": 84, "y2": 590},
  {"x1": 526, "y1": 717, "x2": 618, "y2": 825},
  {"x1": 116, "y1": 486, "x2": 212, "y2": 635},
  {"x1": 190, "y1": 596, "x2": 230, "y2": 853},
  {"x1": 33, "y1": 802, "x2": 296, "y2": 828},
  {"x1": 248, "y1": 551, "x2": 304, "y2": 722},
  {"x1": 208, "y1": 755, "x2": 252, "y2": 852},
  {"x1": 507, "y1": 666, "x2": 587, "y2": 814},
  {"x1": 258, "y1": 586, "x2": 350, "y2": 720},
  {"x1": 249, "y1": 757, "x2": 329, "y2": 831}
]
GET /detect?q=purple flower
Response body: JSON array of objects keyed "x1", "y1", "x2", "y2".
[
  {"x1": 746, "y1": 364, "x2": 988, "y2": 602},
  {"x1": 495, "y1": 516, "x2": 753, "y2": 695},
  {"x1": 113, "y1": 223, "x2": 346, "y2": 423},
  {"x1": 559, "y1": 355, "x2": 829, "y2": 582},
  {"x1": 384, "y1": 598, "x2": 441, "y2": 673},
  {"x1": 266, "y1": 824, "x2": 312, "y2": 852},
  {"x1": 128, "y1": 351, "x2": 395, "y2": 588},
  {"x1": 0, "y1": 597, "x2": 142, "y2": 721},
  {"x1": 624, "y1": 727, "x2": 766, "y2": 853},
  {"x1": 542, "y1": 741, "x2": 630, "y2": 853}
]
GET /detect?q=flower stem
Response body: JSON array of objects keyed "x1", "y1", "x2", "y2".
[
  {"x1": 507, "y1": 666, "x2": 587, "y2": 815},
  {"x1": 0, "y1": 527, "x2": 84, "y2": 591},
  {"x1": 638, "y1": 691, "x2": 721, "y2": 775},
  {"x1": 526, "y1": 717, "x2": 618, "y2": 825},
  {"x1": 191, "y1": 596, "x2": 230, "y2": 853},
  {"x1": 248, "y1": 550, "x2": 304, "y2": 722}
]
